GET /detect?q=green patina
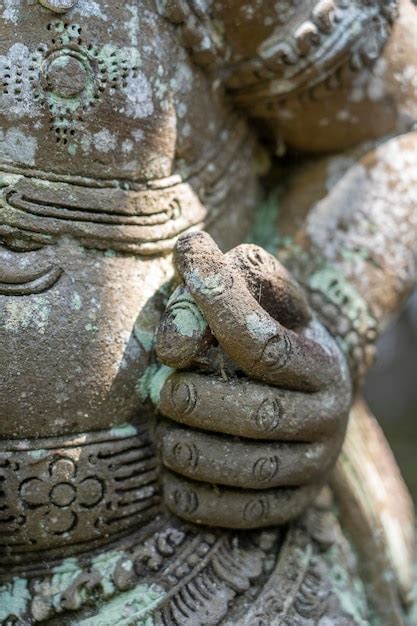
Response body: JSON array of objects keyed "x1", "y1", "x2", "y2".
[
  {"x1": 340, "y1": 246, "x2": 383, "y2": 270},
  {"x1": 134, "y1": 325, "x2": 155, "y2": 353},
  {"x1": 31, "y1": 549, "x2": 143, "y2": 621},
  {"x1": 121, "y1": 560, "x2": 134, "y2": 573},
  {"x1": 47, "y1": 88, "x2": 93, "y2": 116},
  {"x1": 0, "y1": 173, "x2": 21, "y2": 188},
  {"x1": 49, "y1": 21, "x2": 82, "y2": 45},
  {"x1": 246, "y1": 190, "x2": 281, "y2": 253},
  {"x1": 51, "y1": 557, "x2": 83, "y2": 591},
  {"x1": 0, "y1": 294, "x2": 50, "y2": 334},
  {"x1": 43, "y1": 37, "x2": 143, "y2": 155},
  {"x1": 77, "y1": 584, "x2": 164, "y2": 626},
  {"x1": 32, "y1": 557, "x2": 85, "y2": 617},
  {"x1": 0, "y1": 578, "x2": 30, "y2": 622},
  {"x1": 187, "y1": 269, "x2": 225, "y2": 299},
  {"x1": 171, "y1": 303, "x2": 207, "y2": 338},
  {"x1": 324, "y1": 545, "x2": 370, "y2": 626},
  {"x1": 98, "y1": 44, "x2": 142, "y2": 78},
  {"x1": 137, "y1": 363, "x2": 174, "y2": 405},
  {"x1": 340, "y1": 247, "x2": 371, "y2": 264},
  {"x1": 29, "y1": 448, "x2": 47, "y2": 460},
  {"x1": 308, "y1": 266, "x2": 370, "y2": 321},
  {"x1": 110, "y1": 423, "x2": 138, "y2": 439},
  {"x1": 30, "y1": 179, "x2": 56, "y2": 190},
  {"x1": 127, "y1": 4, "x2": 140, "y2": 47},
  {"x1": 187, "y1": 269, "x2": 219, "y2": 293},
  {"x1": 85, "y1": 322, "x2": 99, "y2": 332},
  {"x1": 246, "y1": 311, "x2": 275, "y2": 340},
  {"x1": 136, "y1": 363, "x2": 156, "y2": 402},
  {"x1": 149, "y1": 364, "x2": 174, "y2": 406},
  {"x1": 70, "y1": 292, "x2": 83, "y2": 311},
  {"x1": 136, "y1": 363, "x2": 175, "y2": 406},
  {"x1": 90, "y1": 550, "x2": 124, "y2": 596}
]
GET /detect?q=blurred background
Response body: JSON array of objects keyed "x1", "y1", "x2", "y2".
[{"x1": 365, "y1": 290, "x2": 417, "y2": 503}]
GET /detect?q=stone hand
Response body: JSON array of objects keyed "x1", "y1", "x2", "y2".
[{"x1": 155, "y1": 232, "x2": 352, "y2": 528}]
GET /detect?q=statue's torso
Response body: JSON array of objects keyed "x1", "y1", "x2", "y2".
[
  {"x1": 1, "y1": 0, "x2": 222, "y2": 180},
  {"x1": 0, "y1": 0, "x2": 261, "y2": 583},
  {"x1": 0, "y1": 2, "x2": 403, "y2": 624},
  {"x1": 0, "y1": 0, "x2": 259, "y2": 437}
]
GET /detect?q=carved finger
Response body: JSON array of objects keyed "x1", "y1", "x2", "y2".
[
  {"x1": 155, "y1": 284, "x2": 237, "y2": 375},
  {"x1": 162, "y1": 471, "x2": 320, "y2": 528},
  {"x1": 158, "y1": 372, "x2": 349, "y2": 441},
  {"x1": 155, "y1": 284, "x2": 211, "y2": 369},
  {"x1": 227, "y1": 244, "x2": 311, "y2": 330},
  {"x1": 155, "y1": 243, "x2": 311, "y2": 370},
  {"x1": 158, "y1": 420, "x2": 340, "y2": 489},
  {"x1": 173, "y1": 231, "x2": 337, "y2": 391}
]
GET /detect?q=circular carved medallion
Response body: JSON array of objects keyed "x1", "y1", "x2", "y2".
[
  {"x1": 45, "y1": 54, "x2": 88, "y2": 98},
  {"x1": 38, "y1": 0, "x2": 78, "y2": 13}
]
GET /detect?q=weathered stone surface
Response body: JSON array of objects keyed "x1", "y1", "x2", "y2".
[{"x1": 0, "y1": 1, "x2": 416, "y2": 624}]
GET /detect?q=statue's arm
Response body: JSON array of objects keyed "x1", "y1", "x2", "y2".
[
  {"x1": 277, "y1": 131, "x2": 417, "y2": 388},
  {"x1": 270, "y1": 0, "x2": 417, "y2": 385},
  {"x1": 208, "y1": 0, "x2": 417, "y2": 386}
]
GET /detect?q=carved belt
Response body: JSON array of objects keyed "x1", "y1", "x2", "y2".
[{"x1": 0, "y1": 424, "x2": 161, "y2": 568}]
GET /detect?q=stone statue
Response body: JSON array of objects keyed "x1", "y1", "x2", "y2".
[{"x1": 0, "y1": 0, "x2": 416, "y2": 623}]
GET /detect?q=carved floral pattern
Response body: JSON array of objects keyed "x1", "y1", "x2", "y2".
[
  {"x1": 0, "y1": 427, "x2": 160, "y2": 562},
  {"x1": 20, "y1": 457, "x2": 103, "y2": 535}
]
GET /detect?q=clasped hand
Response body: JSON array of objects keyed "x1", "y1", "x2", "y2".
[{"x1": 155, "y1": 232, "x2": 352, "y2": 529}]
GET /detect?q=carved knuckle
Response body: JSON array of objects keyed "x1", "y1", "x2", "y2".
[
  {"x1": 172, "y1": 441, "x2": 200, "y2": 472},
  {"x1": 243, "y1": 496, "x2": 270, "y2": 524},
  {"x1": 252, "y1": 456, "x2": 280, "y2": 484},
  {"x1": 170, "y1": 380, "x2": 197, "y2": 415},
  {"x1": 171, "y1": 487, "x2": 199, "y2": 515},
  {"x1": 254, "y1": 398, "x2": 282, "y2": 433},
  {"x1": 260, "y1": 334, "x2": 293, "y2": 370}
]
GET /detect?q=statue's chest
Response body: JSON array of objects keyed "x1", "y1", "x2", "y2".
[{"x1": 0, "y1": 0, "x2": 217, "y2": 182}]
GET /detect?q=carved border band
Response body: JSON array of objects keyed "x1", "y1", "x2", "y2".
[{"x1": 0, "y1": 424, "x2": 160, "y2": 566}]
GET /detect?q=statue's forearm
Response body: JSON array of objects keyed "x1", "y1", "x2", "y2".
[{"x1": 280, "y1": 132, "x2": 417, "y2": 387}]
